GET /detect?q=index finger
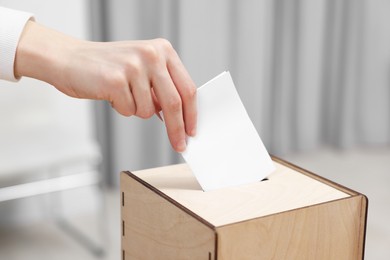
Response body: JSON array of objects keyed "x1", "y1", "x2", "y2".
[
  {"x1": 166, "y1": 52, "x2": 197, "y2": 137},
  {"x1": 152, "y1": 70, "x2": 187, "y2": 153}
]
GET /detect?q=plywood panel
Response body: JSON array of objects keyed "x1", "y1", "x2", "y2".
[
  {"x1": 132, "y1": 162, "x2": 350, "y2": 226},
  {"x1": 121, "y1": 172, "x2": 215, "y2": 260},
  {"x1": 216, "y1": 195, "x2": 367, "y2": 260}
]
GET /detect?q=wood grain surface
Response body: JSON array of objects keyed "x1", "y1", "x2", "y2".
[
  {"x1": 120, "y1": 173, "x2": 215, "y2": 260},
  {"x1": 131, "y1": 162, "x2": 350, "y2": 227},
  {"x1": 121, "y1": 158, "x2": 367, "y2": 259},
  {"x1": 216, "y1": 195, "x2": 367, "y2": 260}
]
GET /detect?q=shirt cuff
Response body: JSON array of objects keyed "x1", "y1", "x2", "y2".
[{"x1": 0, "y1": 6, "x2": 35, "y2": 82}]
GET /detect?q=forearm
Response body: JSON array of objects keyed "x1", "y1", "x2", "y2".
[{"x1": 14, "y1": 21, "x2": 79, "y2": 86}]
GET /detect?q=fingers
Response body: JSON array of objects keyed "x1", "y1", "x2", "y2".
[
  {"x1": 130, "y1": 73, "x2": 155, "y2": 119},
  {"x1": 167, "y1": 51, "x2": 197, "y2": 137},
  {"x1": 151, "y1": 88, "x2": 163, "y2": 121},
  {"x1": 111, "y1": 83, "x2": 136, "y2": 117},
  {"x1": 151, "y1": 87, "x2": 162, "y2": 112},
  {"x1": 152, "y1": 70, "x2": 187, "y2": 153},
  {"x1": 103, "y1": 39, "x2": 197, "y2": 153}
]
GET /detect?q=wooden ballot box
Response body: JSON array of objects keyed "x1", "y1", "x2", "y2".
[{"x1": 120, "y1": 157, "x2": 367, "y2": 260}]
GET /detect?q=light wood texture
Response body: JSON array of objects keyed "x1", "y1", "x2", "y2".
[
  {"x1": 132, "y1": 162, "x2": 350, "y2": 226},
  {"x1": 121, "y1": 158, "x2": 367, "y2": 259},
  {"x1": 216, "y1": 195, "x2": 367, "y2": 260},
  {"x1": 120, "y1": 173, "x2": 215, "y2": 260}
]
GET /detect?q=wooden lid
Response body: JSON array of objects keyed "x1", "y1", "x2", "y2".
[{"x1": 131, "y1": 161, "x2": 350, "y2": 227}]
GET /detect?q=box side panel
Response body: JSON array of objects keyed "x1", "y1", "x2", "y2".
[
  {"x1": 357, "y1": 195, "x2": 368, "y2": 260},
  {"x1": 120, "y1": 172, "x2": 216, "y2": 260},
  {"x1": 216, "y1": 196, "x2": 366, "y2": 260}
]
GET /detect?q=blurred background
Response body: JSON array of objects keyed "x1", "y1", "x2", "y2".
[{"x1": 0, "y1": 0, "x2": 389, "y2": 259}]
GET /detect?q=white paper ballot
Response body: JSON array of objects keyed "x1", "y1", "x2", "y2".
[{"x1": 181, "y1": 71, "x2": 275, "y2": 191}]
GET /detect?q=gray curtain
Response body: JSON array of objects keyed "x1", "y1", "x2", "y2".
[{"x1": 90, "y1": 0, "x2": 390, "y2": 186}]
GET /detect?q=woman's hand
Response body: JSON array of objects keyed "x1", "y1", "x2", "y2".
[{"x1": 15, "y1": 21, "x2": 197, "y2": 152}]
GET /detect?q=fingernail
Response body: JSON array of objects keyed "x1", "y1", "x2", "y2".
[
  {"x1": 176, "y1": 139, "x2": 187, "y2": 153},
  {"x1": 190, "y1": 128, "x2": 197, "y2": 137}
]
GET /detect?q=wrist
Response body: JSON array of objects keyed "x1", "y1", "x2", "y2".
[{"x1": 14, "y1": 21, "x2": 80, "y2": 86}]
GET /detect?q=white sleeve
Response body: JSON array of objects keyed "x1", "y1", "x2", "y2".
[{"x1": 0, "y1": 6, "x2": 34, "y2": 82}]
